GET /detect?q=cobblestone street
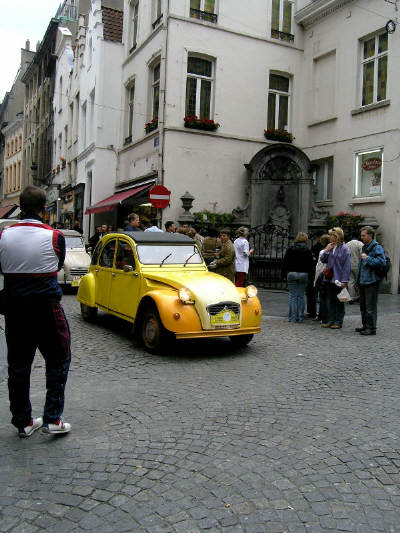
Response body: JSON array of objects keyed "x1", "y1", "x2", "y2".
[{"x1": 1, "y1": 293, "x2": 400, "y2": 533}]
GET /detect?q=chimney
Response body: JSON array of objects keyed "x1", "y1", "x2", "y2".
[{"x1": 25, "y1": 39, "x2": 30, "y2": 50}]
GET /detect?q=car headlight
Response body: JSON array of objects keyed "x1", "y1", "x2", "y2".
[
  {"x1": 178, "y1": 287, "x2": 192, "y2": 303},
  {"x1": 246, "y1": 285, "x2": 258, "y2": 298}
]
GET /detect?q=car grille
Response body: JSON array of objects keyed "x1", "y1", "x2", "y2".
[
  {"x1": 70, "y1": 268, "x2": 88, "y2": 276},
  {"x1": 207, "y1": 302, "x2": 240, "y2": 316}
]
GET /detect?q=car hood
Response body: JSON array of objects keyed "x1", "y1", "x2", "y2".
[
  {"x1": 143, "y1": 270, "x2": 241, "y2": 329},
  {"x1": 64, "y1": 250, "x2": 91, "y2": 268}
]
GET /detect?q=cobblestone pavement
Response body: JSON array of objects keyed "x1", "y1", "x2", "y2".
[{"x1": 1, "y1": 294, "x2": 400, "y2": 533}]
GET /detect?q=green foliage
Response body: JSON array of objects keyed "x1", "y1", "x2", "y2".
[
  {"x1": 193, "y1": 210, "x2": 234, "y2": 231},
  {"x1": 327, "y1": 211, "x2": 365, "y2": 238}
]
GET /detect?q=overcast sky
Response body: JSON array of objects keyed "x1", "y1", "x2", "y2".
[{"x1": 0, "y1": 0, "x2": 61, "y2": 101}]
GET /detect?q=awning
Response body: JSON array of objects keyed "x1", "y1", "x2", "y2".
[
  {"x1": 85, "y1": 184, "x2": 151, "y2": 215},
  {"x1": 0, "y1": 205, "x2": 19, "y2": 218}
]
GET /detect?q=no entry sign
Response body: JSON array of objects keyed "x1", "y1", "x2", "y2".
[{"x1": 149, "y1": 185, "x2": 170, "y2": 209}]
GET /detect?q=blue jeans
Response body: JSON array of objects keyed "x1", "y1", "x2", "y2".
[{"x1": 287, "y1": 272, "x2": 309, "y2": 322}]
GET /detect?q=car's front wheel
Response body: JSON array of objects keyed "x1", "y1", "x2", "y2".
[
  {"x1": 80, "y1": 303, "x2": 98, "y2": 322},
  {"x1": 229, "y1": 334, "x2": 253, "y2": 348},
  {"x1": 141, "y1": 305, "x2": 171, "y2": 354}
]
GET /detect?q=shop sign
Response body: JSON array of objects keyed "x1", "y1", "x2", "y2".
[
  {"x1": 46, "y1": 187, "x2": 59, "y2": 205},
  {"x1": 362, "y1": 158, "x2": 381, "y2": 171}
]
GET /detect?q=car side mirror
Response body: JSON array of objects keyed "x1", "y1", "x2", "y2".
[
  {"x1": 123, "y1": 265, "x2": 134, "y2": 272},
  {"x1": 86, "y1": 246, "x2": 92, "y2": 254}
]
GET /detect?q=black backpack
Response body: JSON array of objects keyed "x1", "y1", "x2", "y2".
[{"x1": 370, "y1": 243, "x2": 391, "y2": 279}]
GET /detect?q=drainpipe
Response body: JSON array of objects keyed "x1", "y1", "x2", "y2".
[{"x1": 157, "y1": 0, "x2": 169, "y2": 227}]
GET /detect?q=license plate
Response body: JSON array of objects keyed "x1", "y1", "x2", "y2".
[
  {"x1": 210, "y1": 309, "x2": 240, "y2": 327},
  {"x1": 71, "y1": 277, "x2": 82, "y2": 287}
]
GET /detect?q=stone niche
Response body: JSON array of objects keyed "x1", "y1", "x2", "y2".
[{"x1": 245, "y1": 144, "x2": 315, "y2": 236}]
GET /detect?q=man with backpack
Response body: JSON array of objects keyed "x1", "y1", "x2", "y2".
[{"x1": 355, "y1": 225, "x2": 388, "y2": 336}]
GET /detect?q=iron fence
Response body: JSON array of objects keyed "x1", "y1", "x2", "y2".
[{"x1": 248, "y1": 223, "x2": 292, "y2": 290}]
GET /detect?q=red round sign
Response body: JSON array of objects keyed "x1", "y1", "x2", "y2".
[{"x1": 149, "y1": 185, "x2": 170, "y2": 209}]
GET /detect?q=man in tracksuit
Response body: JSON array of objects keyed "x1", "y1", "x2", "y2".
[{"x1": 0, "y1": 186, "x2": 71, "y2": 437}]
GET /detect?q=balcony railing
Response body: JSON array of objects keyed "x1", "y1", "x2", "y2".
[
  {"x1": 55, "y1": 1, "x2": 77, "y2": 21},
  {"x1": 190, "y1": 8, "x2": 218, "y2": 23},
  {"x1": 271, "y1": 29, "x2": 295, "y2": 43}
]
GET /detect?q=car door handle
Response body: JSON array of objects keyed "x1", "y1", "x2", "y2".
[
  {"x1": 111, "y1": 273, "x2": 116, "y2": 277},
  {"x1": 132, "y1": 272, "x2": 138, "y2": 277}
]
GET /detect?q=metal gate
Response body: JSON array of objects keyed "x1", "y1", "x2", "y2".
[{"x1": 248, "y1": 223, "x2": 292, "y2": 289}]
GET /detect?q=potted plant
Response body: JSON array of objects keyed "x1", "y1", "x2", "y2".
[
  {"x1": 56, "y1": 164, "x2": 60, "y2": 173},
  {"x1": 264, "y1": 129, "x2": 294, "y2": 143},
  {"x1": 60, "y1": 157, "x2": 66, "y2": 169},
  {"x1": 184, "y1": 116, "x2": 220, "y2": 131},
  {"x1": 145, "y1": 118, "x2": 158, "y2": 134}
]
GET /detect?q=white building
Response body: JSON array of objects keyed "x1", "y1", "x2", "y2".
[
  {"x1": 52, "y1": 0, "x2": 123, "y2": 233},
  {"x1": 50, "y1": 0, "x2": 400, "y2": 291}
]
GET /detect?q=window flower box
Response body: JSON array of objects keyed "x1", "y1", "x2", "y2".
[
  {"x1": 52, "y1": 168, "x2": 56, "y2": 176},
  {"x1": 145, "y1": 119, "x2": 158, "y2": 134},
  {"x1": 264, "y1": 129, "x2": 294, "y2": 143},
  {"x1": 184, "y1": 116, "x2": 220, "y2": 131},
  {"x1": 56, "y1": 164, "x2": 61, "y2": 173},
  {"x1": 60, "y1": 157, "x2": 66, "y2": 169}
]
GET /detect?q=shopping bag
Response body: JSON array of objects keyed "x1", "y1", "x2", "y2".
[{"x1": 337, "y1": 287, "x2": 351, "y2": 302}]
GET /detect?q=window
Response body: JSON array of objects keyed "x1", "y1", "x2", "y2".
[
  {"x1": 59, "y1": 76, "x2": 63, "y2": 110},
  {"x1": 355, "y1": 149, "x2": 383, "y2": 197},
  {"x1": 125, "y1": 83, "x2": 135, "y2": 144},
  {"x1": 99, "y1": 240, "x2": 116, "y2": 268},
  {"x1": 152, "y1": 0, "x2": 162, "y2": 28},
  {"x1": 151, "y1": 63, "x2": 160, "y2": 121},
  {"x1": 271, "y1": 0, "x2": 294, "y2": 42},
  {"x1": 185, "y1": 56, "x2": 213, "y2": 118},
  {"x1": 361, "y1": 32, "x2": 388, "y2": 106},
  {"x1": 130, "y1": 1, "x2": 139, "y2": 52},
  {"x1": 116, "y1": 241, "x2": 135, "y2": 270},
  {"x1": 88, "y1": 37, "x2": 92, "y2": 68},
  {"x1": 81, "y1": 101, "x2": 87, "y2": 149},
  {"x1": 190, "y1": 0, "x2": 217, "y2": 23},
  {"x1": 267, "y1": 73, "x2": 290, "y2": 131},
  {"x1": 313, "y1": 157, "x2": 333, "y2": 202}
]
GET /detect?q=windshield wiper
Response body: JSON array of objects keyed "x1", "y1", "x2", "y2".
[
  {"x1": 184, "y1": 251, "x2": 197, "y2": 267},
  {"x1": 160, "y1": 252, "x2": 172, "y2": 267}
]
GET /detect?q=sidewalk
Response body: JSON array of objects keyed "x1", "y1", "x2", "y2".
[{"x1": 257, "y1": 288, "x2": 400, "y2": 318}]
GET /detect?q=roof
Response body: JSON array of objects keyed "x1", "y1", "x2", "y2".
[
  {"x1": 61, "y1": 229, "x2": 83, "y2": 237},
  {"x1": 102, "y1": 7, "x2": 123, "y2": 42},
  {"x1": 120, "y1": 232, "x2": 195, "y2": 245}
]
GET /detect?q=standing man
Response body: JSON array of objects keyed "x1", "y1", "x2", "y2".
[
  {"x1": 210, "y1": 228, "x2": 236, "y2": 283},
  {"x1": 0, "y1": 186, "x2": 71, "y2": 436},
  {"x1": 355, "y1": 226, "x2": 387, "y2": 336},
  {"x1": 124, "y1": 213, "x2": 142, "y2": 231},
  {"x1": 165, "y1": 221, "x2": 176, "y2": 233}
]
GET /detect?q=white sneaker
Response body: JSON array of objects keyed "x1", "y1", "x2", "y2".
[
  {"x1": 18, "y1": 417, "x2": 43, "y2": 438},
  {"x1": 42, "y1": 418, "x2": 71, "y2": 435}
]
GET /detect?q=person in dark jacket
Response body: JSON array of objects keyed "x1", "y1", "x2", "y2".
[
  {"x1": 355, "y1": 225, "x2": 387, "y2": 335},
  {"x1": 282, "y1": 232, "x2": 314, "y2": 323}
]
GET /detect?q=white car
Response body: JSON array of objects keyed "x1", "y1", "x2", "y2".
[{"x1": 58, "y1": 230, "x2": 91, "y2": 287}]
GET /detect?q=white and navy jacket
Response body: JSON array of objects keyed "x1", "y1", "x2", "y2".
[{"x1": 0, "y1": 216, "x2": 65, "y2": 300}]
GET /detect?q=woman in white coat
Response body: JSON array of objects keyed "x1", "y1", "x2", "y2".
[{"x1": 233, "y1": 227, "x2": 254, "y2": 287}]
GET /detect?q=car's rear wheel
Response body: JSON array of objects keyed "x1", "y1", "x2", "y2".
[
  {"x1": 229, "y1": 334, "x2": 253, "y2": 348},
  {"x1": 141, "y1": 305, "x2": 171, "y2": 354},
  {"x1": 81, "y1": 303, "x2": 98, "y2": 322}
]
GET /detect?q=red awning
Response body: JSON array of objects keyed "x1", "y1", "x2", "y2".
[
  {"x1": 0, "y1": 205, "x2": 18, "y2": 218},
  {"x1": 85, "y1": 184, "x2": 151, "y2": 215}
]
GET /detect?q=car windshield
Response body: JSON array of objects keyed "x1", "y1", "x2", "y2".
[
  {"x1": 137, "y1": 245, "x2": 202, "y2": 265},
  {"x1": 65, "y1": 236, "x2": 85, "y2": 249}
]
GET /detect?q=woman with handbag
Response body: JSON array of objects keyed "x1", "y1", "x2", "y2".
[
  {"x1": 320, "y1": 227, "x2": 351, "y2": 329},
  {"x1": 313, "y1": 234, "x2": 330, "y2": 323}
]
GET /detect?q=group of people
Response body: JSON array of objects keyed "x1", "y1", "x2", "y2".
[{"x1": 282, "y1": 225, "x2": 387, "y2": 335}]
